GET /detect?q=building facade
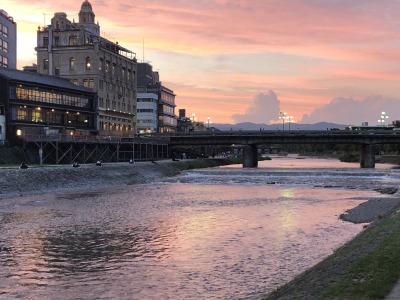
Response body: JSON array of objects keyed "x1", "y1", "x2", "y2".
[
  {"x1": 0, "y1": 67, "x2": 97, "y2": 146},
  {"x1": 0, "y1": 9, "x2": 17, "y2": 68},
  {"x1": 137, "y1": 62, "x2": 177, "y2": 133},
  {"x1": 35, "y1": 0, "x2": 137, "y2": 136},
  {"x1": 136, "y1": 92, "x2": 158, "y2": 134}
]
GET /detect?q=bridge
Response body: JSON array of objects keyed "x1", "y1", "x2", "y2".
[{"x1": 167, "y1": 130, "x2": 400, "y2": 168}]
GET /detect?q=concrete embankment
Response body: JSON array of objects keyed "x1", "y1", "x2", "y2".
[{"x1": 0, "y1": 158, "x2": 240, "y2": 199}]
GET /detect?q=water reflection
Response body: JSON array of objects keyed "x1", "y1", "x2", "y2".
[{"x1": 0, "y1": 158, "x2": 398, "y2": 299}]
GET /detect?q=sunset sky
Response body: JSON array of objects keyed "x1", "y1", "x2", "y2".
[{"x1": 3, "y1": 0, "x2": 400, "y2": 125}]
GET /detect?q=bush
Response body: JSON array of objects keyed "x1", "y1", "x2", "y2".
[
  {"x1": 0, "y1": 146, "x2": 26, "y2": 165},
  {"x1": 339, "y1": 153, "x2": 359, "y2": 163}
]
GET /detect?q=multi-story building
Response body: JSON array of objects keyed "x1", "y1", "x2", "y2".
[
  {"x1": 0, "y1": 68, "x2": 97, "y2": 146},
  {"x1": 136, "y1": 92, "x2": 158, "y2": 134},
  {"x1": 35, "y1": 0, "x2": 137, "y2": 136},
  {"x1": 137, "y1": 62, "x2": 177, "y2": 133},
  {"x1": 0, "y1": 9, "x2": 17, "y2": 68}
]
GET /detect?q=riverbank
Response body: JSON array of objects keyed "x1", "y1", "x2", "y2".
[
  {"x1": 264, "y1": 195, "x2": 400, "y2": 299},
  {"x1": 0, "y1": 158, "x2": 241, "y2": 199}
]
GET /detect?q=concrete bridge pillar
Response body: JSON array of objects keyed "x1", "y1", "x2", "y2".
[
  {"x1": 243, "y1": 145, "x2": 258, "y2": 168},
  {"x1": 360, "y1": 144, "x2": 375, "y2": 168}
]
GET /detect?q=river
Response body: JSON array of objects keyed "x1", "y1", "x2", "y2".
[{"x1": 0, "y1": 157, "x2": 398, "y2": 299}]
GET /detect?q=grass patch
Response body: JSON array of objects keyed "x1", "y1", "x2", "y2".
[
  {"x1": 320, "y1": 213, "x2": 400, "y2": 300},
  {"x1": 264, "y1": 208, "x2": 400, "y2": 299}
]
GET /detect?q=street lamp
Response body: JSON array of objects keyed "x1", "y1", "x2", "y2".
[
  {"x1": 207, "y1": 116, "x2": 211, "y2": 129},
  {"x1": 287, "y1": 115, "x2": 294, "y2": 130},
  {"x1": 378, "y1": 111, "x2": 389, "y2": 126},
  {"x1": 191, "y1": 113, "x2": 196, "y2": 122},
  {"x1": 279, "y1": 112, "x2": 287, "y2": 130}
]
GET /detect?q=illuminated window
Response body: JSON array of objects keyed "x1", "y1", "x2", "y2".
[
  {"x1": 83, "y1": 79, "x2": 94, "y2": 89},
  {"x1": 69, "y1": 36, "x2": 78, "y2": 45},
  {"x1": 86, "y1": 57, "x2": 91, "y2": 70}
]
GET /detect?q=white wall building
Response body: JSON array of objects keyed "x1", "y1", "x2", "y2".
[{"x1": 136, "y1": 93, "x2": 158, "y2": 134}]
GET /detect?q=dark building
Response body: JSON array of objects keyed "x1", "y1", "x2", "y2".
[
  {"x1": 0, "y1": 9, "x2": 16, "y2": 69},
  {"x1": 0, "y1": 67, "x2": 97, "y2": 145}
]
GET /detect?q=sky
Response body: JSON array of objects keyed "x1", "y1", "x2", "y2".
[{"x1": 3, "y1": 0, "x2": 400, "y2": 126}]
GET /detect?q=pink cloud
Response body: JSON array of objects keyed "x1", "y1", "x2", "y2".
[{"x1": 6, "y1": 0, "x2": 400, "y2": 123}]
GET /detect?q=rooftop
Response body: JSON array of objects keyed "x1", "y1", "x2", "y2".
[{"x1": 0, "y1": 67, "x2": 94, "y2": 94}]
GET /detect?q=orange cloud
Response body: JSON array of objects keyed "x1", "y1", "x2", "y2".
[{"x1": 5, "y1": 0, "x2": 400, "y2": 123}]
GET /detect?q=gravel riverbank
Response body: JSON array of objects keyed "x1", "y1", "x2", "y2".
[{"x1": 0, "y1": 159, "x2": 236, "y2": 199}]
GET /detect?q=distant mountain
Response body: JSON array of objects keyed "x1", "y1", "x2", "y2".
[{"x1": 213, "y1": 122, "x2": 348, "y2": 131}]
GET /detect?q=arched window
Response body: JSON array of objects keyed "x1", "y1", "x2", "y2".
[
  {"x1": 86, "y1": 57, "x2": 91, "y2": 70},
  {"x1": 70, "y1": 57, "x2": 75, "y2": 70}
]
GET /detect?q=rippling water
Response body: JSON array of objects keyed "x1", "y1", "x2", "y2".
[{"x1": 0, "y1": 157, "x2": 398, "y2": 299}]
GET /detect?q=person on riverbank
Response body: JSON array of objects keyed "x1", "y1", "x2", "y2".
[
  {"x1": 72, "y1": 162, "x2": 80, "y2": 168},
  {"x1": 19, "y1": 162, "x2": 28, "y2": 169},
  {"x1": 96, "y1": 160, "x2": 102, "y2": 167}
]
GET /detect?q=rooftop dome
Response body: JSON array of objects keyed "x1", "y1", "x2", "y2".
[{"x1": 81, "y1": 0, "x2": 93, "y2": 12}]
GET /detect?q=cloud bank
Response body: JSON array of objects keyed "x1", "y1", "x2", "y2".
[
  {"x1": 301, "y1": 95, "x2": 400, "y2": 126},
  {"x1": 232, "y1": 91, "x2": 281, "y2": 123}
]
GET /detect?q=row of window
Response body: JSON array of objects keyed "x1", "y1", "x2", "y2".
[
  {"x1": 98, "y1": 97, "x2": 132, "y2": 112},
  {"x1": 11, "y1": 106, "x2": 93, "y2": 128},
  {"x1": 137, "y1": 119, "x2": 155, "y2": 124},
  {"x1": 161, "y1": 105, "x2": 175, "y2": 115},
  {"x1": 12, "y1": 86, "x2": 92, "y2": 109},
  {"x1": 99, "y1": 58, "x2": 135, "y2": 80},
  {"x1": 99, "y1": 79, "x2": 133, "y2": 97},
  {"x1": 98, "y1": 115, "x2": 132, "y2": 124},
  {"x1": 99, "y1": 121, "x2": 132, "y2": 131},
  {"x1": 137, "y1": 98, "x2": 156, "y2": 102},
  {"x1": 0, "y1": 54, "x2": 8, "y2": 67},
  {"x1": 160, "y1": 115, "x2": 178, "y2": 126},
  {"x1": 137, "y1": 109, "x2": 154, "y2": 113},
  {"x1": 69, "y1": 57, "x2": 91, "y2": 70},
  {"x1": 43, "y1": 55, "x2": 135, "y2": 82},
  {"x1": 0, "y1": 23, "x2": 8, "y2": 38},
  {"x1": 161, "y1": 93, "x2": 175, "y2": 105},
  {"x1": 43, "y1": 35, "x2": 80, "y2": 47}
]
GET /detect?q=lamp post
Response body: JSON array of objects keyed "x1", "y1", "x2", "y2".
[
  {"x1": 207, "y1": 116, "x2": 211, "y2": 129},
  {"x1": 279, "y1": 112, "x2": 287, "y2": 130},
  {"x1": 378, "y1": 111, "x2": 389, "y2": 126},
  {"x1": 287, "y1": 116, "x2": 294, "y2": 130}
]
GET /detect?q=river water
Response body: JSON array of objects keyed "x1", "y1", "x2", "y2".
[{"x1": 0, "y1": 157, "x2": 398, "y2": 300}]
